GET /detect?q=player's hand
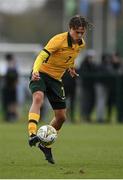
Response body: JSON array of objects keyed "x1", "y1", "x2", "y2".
[
  {"x1": 68, "y1": 67, "x2": 79, "y2": 78},
  {"x1": 32, "y1": 72, "x2": 40, "y2": 81}
]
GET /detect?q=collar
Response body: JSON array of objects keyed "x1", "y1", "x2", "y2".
[
  {"x1": 67, "y1": 32, "x2": 83, "y2": 47},
  {"x1": 67, "y1": 32, "x2": 72, "y2": 47}
]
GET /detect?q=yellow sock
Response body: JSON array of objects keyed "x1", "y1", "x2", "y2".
[{"x1": 28, "y1": 113, "x2": 40, "y2": 136}]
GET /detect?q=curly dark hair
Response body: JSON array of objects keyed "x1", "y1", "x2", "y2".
[{"x1": 69, "y1": 15, "x2": 93, "y2": 30}]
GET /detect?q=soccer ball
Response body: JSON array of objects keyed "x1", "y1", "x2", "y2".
[{"x1": 37, "y1": 125, "x2": 57, "y2": 146}]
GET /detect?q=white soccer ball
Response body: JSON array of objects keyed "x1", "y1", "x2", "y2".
[{"x1": 37, "y1": 125, "x2": 57, "y2": 146}]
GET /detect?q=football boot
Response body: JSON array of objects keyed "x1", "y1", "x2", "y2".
[
  {"x1": 38, "y1": 143, "x2": 55, "y2": 164},
  {"x1": 29, "y1": 134, "x2": 40, "y2": 147}
]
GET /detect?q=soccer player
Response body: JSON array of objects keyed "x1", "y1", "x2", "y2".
[{"x1": 28, "y1": 15, "x2": 92, "y2": 164}]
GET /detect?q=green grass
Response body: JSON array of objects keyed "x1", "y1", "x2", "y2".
[{"x1": 0, "y1": 121, "x2": 123, "y2": 179}]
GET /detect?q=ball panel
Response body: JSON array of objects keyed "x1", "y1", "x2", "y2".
[{"x1": 37, "y1": 125, "x2": 57, "y2": 146}]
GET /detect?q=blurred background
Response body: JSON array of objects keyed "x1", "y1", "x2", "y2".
[{"x1": 0, "y1": 0, "x2": 123, "y2": 124}]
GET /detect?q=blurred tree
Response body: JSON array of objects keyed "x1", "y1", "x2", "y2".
[
  {"x1": 0, "y1": 0, "x2": 63, "y2": 44},
  {"x1": 0, "y1": 0, "x2": 123, "y2": 56}
]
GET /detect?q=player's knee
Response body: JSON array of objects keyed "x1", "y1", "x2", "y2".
[
  {"x1": 56, "y1": 112, "x2": 67, "y2": 123},
  {"x1": 33, "y1": 92, "x2": 44, "y2": 106}
]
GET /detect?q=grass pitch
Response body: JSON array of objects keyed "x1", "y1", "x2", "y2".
[{"x1": 0, "y1": 121, "x2": 123, "y2": 179}]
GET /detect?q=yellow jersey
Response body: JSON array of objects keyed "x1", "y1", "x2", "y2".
[{"x1": 34, "y1": 32, "x2": 85, "y2": 80}]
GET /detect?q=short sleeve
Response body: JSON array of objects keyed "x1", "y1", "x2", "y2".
[{"x1": 44, "y1": 34, "x2": 63, "y2": 53}]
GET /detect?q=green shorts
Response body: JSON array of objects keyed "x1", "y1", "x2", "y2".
[{"x1": 29, "y1": 72, "x2": 66, "y2": 110}]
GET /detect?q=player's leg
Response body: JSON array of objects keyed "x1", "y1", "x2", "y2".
[
  {"x1": 28, "y1": 74, "x2": 46, "y2": 146},
  {"x1": 38, "y1": 73, "x2": 66, "y2": 164},
  {"x1": 38, "y1": 109, "x2": 66, "y2": 164},
  {"x1": 28, "y1": 91, "x2": 44, "y2": 146},
  {"x1": 38, "y1": 89, "x2": 66, "y2": 164},
  {"x1": 50, "y1": 108, "x2": 67, "y2": 130}
]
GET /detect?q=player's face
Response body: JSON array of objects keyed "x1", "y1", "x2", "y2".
[{"x1": 70, "y1": 26, "x2": 85, "y2": 42}]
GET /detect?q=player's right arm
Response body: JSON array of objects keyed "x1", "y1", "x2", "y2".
[
  {"x1": 32, "y1": 34, "x2": 63, "y2": 81},
  {"x1": 32, "y1": 49, "x2": 50, "y2": 81}
]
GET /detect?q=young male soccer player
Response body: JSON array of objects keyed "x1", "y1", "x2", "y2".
[{"x1": 28, "y1": 15, "x2": 92, "y2": 164}]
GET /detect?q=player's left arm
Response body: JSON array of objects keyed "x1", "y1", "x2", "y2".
[
  {"x1": 68, "y1": 38, "x2": 86, "y2": 78},
  {"x1": 68, "y1": 67, "x2": 79, "y2": 78},
  {"x1": 68, "y1": 39, "x2": 86, "y2": 78}
]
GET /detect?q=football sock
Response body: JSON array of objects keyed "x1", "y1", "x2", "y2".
[{"x1": 28, "y1": 113, "x2": 40, "y2": 136}]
